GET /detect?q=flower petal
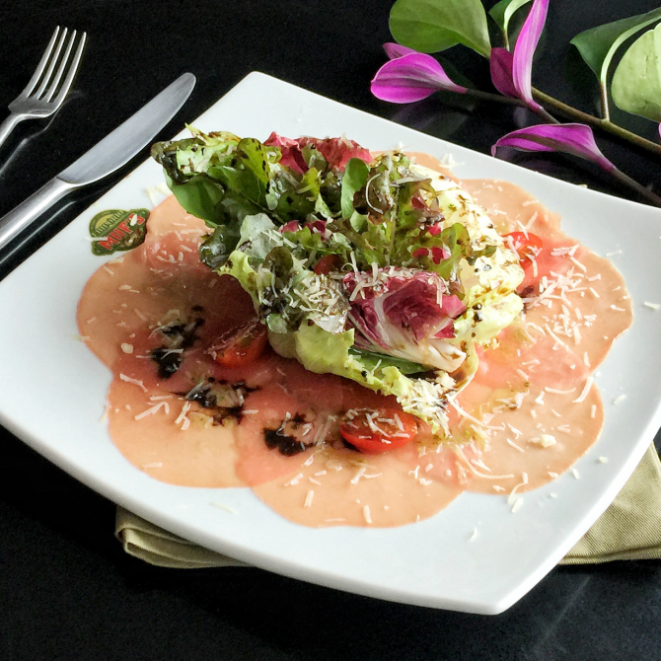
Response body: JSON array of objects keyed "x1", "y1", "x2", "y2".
[
  {"x1": 492, "y1": 123, "x2": 615, "y2": 172},
  {"x1": 512, "y1": 0, "x2": 548, "y2": 108},
  {"x1": 371, "y1": 53, "x2": 468, "y2": 103},
  {"x1": 490, "y1": 47, "x2": 518, "y2": 98},
  {"x1": 383, "y1": 42, "x2": 418, "y2": 60}
]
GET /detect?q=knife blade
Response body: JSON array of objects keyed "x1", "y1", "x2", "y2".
[{"x1": 0, "y1": 72, "x2": 196, "y2": 252}]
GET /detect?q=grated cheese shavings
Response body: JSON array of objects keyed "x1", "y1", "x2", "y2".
[
  {"x1": 134, "y1": 401, "x2": 170, "y2": 420},
  {"x1": 511, "y1": 498, "x2": 524, "y2": 513},
  {"x1": 572, "y1": 377, "x2": 594, "y2": 403},
  {"x1": 363, "y1": 505, "x2": 373, "y2": 524},
  {"x1": 119, "y1": 373, "x2": 148, "y2": 392}
]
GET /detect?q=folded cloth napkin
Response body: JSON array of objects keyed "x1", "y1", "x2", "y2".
[{"x1": 115, "y1": 444, "x2": 661, "y2": 568}]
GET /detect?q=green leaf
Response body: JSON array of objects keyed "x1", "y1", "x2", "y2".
[
  {"x1": 389, "y1": 0, "x2": 491, "y2": 57},
  {"x1": 263, "y1": 246, "x2": 295, "y2": 289},
  {"x1": 199, "y1": 222, "x2": 242, "y2": 269},
  {"x1": 235, "y1": 137, "x2": 276, "y2": 185},
  {"x1": 340, "y1": 158, "x2": 370, "y2": 218},
  {"x1": 167, "y1": 174, "x2": 225, "y2": 225},
  {"x1": 570, "y1": 7, "x2": 661, "y2": 89},
  {"x1": 488, "y1": 0, "x2": 531, "y2": 46},
  {"x1": 611, "y1": 24, "x2": 661, "y2": 122},
  {"x1": 437, "y1": 223, "x2": 471, "y2": 280},
  {"x1": 348, "y1": 348, "x2": 427, "y2": 375},
  {"x1": 349, "y1": 210, "x2": 368, "y2": 233},
  {"x1": 236, "y1": 213, "x2": 281, "y2": 264}
]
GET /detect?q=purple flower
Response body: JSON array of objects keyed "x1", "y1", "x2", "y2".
[
  {"x1": 492, "y1": 123, "x2": 615, "y2": 172},
  {"x1": 371, "y1": 52, "x2": 468, "y2": 103},
  {"x1": 490, "y1": 0, "x2": 548, "y2": 111},
  {"x1": 383, "y1": 42, "x2": 417, "y2": 60},
  {"x1": 490, "y1": 48, "x2": 518, "y2": 99}
]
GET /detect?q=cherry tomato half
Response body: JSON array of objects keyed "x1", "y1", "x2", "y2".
[
  {"x1": 339, "y1": 408, "x2": 419, "y2": 454},
  {"x1": 503, "y1": 231, "x2": 543, "y2": 267},
  {"x1": 209, "y1": 319, "x2": 268, "y2": 368}
]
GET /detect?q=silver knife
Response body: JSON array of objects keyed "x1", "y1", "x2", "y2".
[{"x1": 0, "y1": 72, "x2": 196, "y2": 251}]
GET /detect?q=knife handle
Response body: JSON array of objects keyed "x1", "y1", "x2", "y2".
[{"x1": 0, "y1": 177, "x2": 75, "y2": 251}]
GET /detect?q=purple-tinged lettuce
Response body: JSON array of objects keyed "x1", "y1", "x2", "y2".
[
  {"x1": 343, "y1": 269, "x2": 467, "y2": 372},
  {"x1": 491, "y1": 123, "x2": 615, "y2": 172},
  {"x1": 371, "y1": 52, "x2": 468, "y2": 104},
  {"x1": 489, "y1": 0, "x2": 548, "y2": 112}
]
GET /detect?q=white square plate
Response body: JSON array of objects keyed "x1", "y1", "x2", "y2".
[{"x1": 1, "y1": 72, "x2": 660, "y2": 614}]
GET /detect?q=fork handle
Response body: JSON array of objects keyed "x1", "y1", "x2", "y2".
[
  {"x1": 0, "y1": 113, "x2": 26, "y2": 151},
  {"x1": 0, "y1": 177, "x2": 76, "y2": 251}
]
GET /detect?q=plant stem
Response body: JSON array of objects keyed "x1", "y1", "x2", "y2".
[
  {"x1": 501, "y1": 29, "x2": 510, "y2": 52},
  {"x1": 465, "y1": 89, "x2": 523, "y2": 105},
  {"x1": 609, "y1": 166, "x2": 661, "y2": 207},
  {"x1": 531, "y1": 87, "x2": 661, "y2": 157},
  {"x1": 532, "y1": 104, "x2": 560, "y2": 124},
  {"x1": 599, "y1": 82, "x2": 610, "y2": 122}
]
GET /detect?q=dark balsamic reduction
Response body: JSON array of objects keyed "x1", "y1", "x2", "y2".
[
  {"x1": 180, "y1": 379, "x2": 258, "y2": 425},
  {"x1": 264, "y1": 429, "x2": 308, "y2": 456},
  {"x1": 150, "y1": 311, "x2": 205, "y2": 379},
  {"x1": 151, "y1": 348, "x2": 183, "y2": 379},
  {"x1": 184, "y1": 381, "x2": 219, "y2": 408},
  {"x1": 214, "y1": 406, "x2": 244, "y2": 424}
]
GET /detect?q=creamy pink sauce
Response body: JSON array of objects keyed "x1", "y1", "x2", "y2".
[{"x1": 77, "y1": 163, "x2": 632, "y2": 528}]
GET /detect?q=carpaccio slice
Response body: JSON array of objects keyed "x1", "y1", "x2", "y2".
[{"x1": 77, "y1": 155, "x2": 632, "y2": 528}]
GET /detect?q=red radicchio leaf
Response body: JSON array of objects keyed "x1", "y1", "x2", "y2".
[
  {"x1": 264, "y1": 134, "x2": 371, "y2": 173},
  {"x1": 297, "y1": 136, "x2": 372, "y2": 171},
  {"x1": 343, "y1": 270, "x2": 466, "y2": 347},
  {"x1": 280, "y1": 220, "x2": 300, "y2": 233},
  {"x1": 264, "y1": 132, "x2": 308, "y2": 174}
]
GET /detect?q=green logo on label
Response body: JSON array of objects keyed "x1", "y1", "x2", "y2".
[{"x1": 89, "y1": 208, "x2": 150, "y2": 256}]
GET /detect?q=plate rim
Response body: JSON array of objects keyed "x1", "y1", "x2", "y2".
[{"x1": 1, "y1": 70, "x2": 660, "y2": 615}]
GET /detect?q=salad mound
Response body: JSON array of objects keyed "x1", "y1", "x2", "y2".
[{"x1": 151, "y1": 129, "x2": 524, "y2": 439}]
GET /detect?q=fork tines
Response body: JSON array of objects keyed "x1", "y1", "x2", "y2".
[
  {"x1": 0, "y1": 26, "x2": 87, "y2": 151},
  {"x1": 23, "y1": 26, "x2": 87, "y2": 105}
]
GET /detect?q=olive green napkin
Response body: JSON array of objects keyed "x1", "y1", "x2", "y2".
[{"x1": 115, "y1": 444, "x2": 661, "y2": 568}]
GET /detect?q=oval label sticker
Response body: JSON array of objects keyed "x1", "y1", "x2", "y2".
[{"x1": 89, "y1": 208, "x2": 150, "y2": 256}]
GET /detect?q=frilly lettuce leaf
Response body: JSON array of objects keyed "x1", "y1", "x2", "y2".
[
  {"x1": 152, "y1": 129, "x2": 524, "y2": 438},
  {"x1": 269, "y1": 321, "x2": 451, "y2": 433},
  {"x1": 217, "y1": 226, "x2": 455, "y2": 432}
]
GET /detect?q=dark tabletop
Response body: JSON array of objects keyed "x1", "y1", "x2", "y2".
[{"x1": 2, "y1": 1, "x2": 661, "y2": 659}]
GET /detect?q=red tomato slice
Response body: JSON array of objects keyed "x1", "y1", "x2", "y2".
[
  {"x1": 210, "y1": 319, "x2": 268, "y2": 368},
  {"x1": 503, "y1": 231, "x2": 543, "y2": 267},
  {"x1": 339, "y1": 408, "x2": 418, "y2": 454},
  {"x1": 313, "y1": 254, "x2": 342, "y2": 275}
]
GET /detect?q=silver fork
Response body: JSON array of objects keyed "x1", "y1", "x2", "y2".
[{"x1": 0, "y1": 26, "x2": 87, "y2": 150}]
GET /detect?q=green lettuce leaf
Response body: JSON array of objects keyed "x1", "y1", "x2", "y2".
[
  {"x1": 271, "y1": 322, "x2": 449, "y2": 433},
  {"x1": 341, "y1": 158, "x2": 370, "y2": 218}
]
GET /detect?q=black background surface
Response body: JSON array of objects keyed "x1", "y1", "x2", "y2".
[{"x1": 2, "y1": 1, "x2": 661, "y2": 659}]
